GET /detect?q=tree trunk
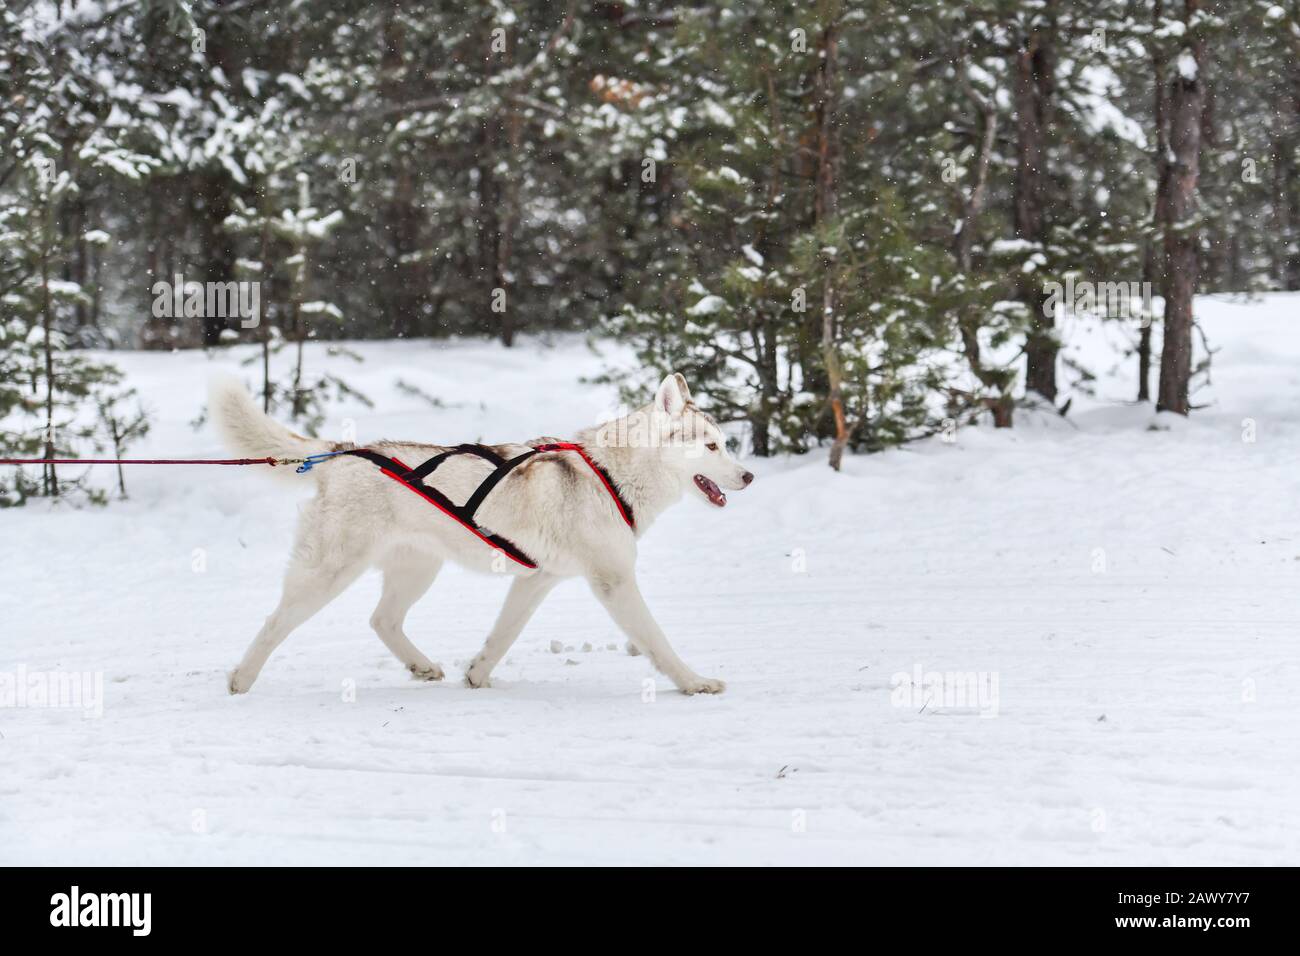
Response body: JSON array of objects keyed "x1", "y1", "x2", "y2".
[
  {"x1": 63, "y1": 183, "x2": 89, "y2": 329},
  {"x1": 1137, "y1": 321, "x2": 1154, "y2": 403},
  {"x1": 1014, "y1": 8, "x2": 1057, "y2": 402},
  {"x1": 1138, "y1": 244, "x2": 1155, "y2": 402},
  {"x1": 197, "y1": 24, "x2": 238, "y2": 348},
  {"x1": 747, "y1": 67, "x2": 789, "y2": 458},
  {"x1": 495, "y1": 107, "x2": 520, "y2": 348},
  {"x1": 381, "y1": 9, "x2": 423, "y2": 338},
  {"x1": 257, "y1": 212, "x2": 273, "y2": 412},
  {"x1": 40, "y1": 204, "x2": 58, "y2": 497},
  {"x1": 89, "y1": 237, "x2": 101, "y2": 328},
  {"x1": 476, "y1": 132, "x2": 500, "y2": 338},
  {"x1": 140, "y1": 175, "x2": 168, "y2": 348},
  {"x1": 954, "y1": 63, "x2": 1013, "y2": 428},
  {"x1": 291, "y1": 248, "x2": 307, "y2": 419},
  {"x1": 1288, "y1": 63, "x2": 1300, "y2": 289},
  {"x1": 198, "y1": 170, "x2": 235, "y2": 347},
  {"x1": 813, "y1": 2, "x2": 846, "y2": 471},
  {"x1": 1142, "y1": 0, "x2": 1170, "y2": 403},
  {"x1": 1157, "y1": 0, "x2": 1204, "y2": 416},
  {"x1": 111, "y1": 420, "x2": 126, "y2": 499},
  {"x1": 1273, "y1": 79, "x2": 1296, "y2": 289},
  {"x1": 495, "y1": 59, "x2": 522, "y2": 348}
]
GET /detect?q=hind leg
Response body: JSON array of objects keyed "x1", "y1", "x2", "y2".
[
  {"x1": 229, "y1": 554, "x2": 367, "y2": 694},
  {"x1": 371, "y1": 554, "x2": 444, "y2": 681}
]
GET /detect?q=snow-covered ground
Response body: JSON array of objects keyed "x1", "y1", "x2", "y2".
[{"x1": 2, "y1": 295, "x2": 1298, "y2": 865}]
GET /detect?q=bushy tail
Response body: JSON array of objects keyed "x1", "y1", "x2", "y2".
[{"x1": 209, "y1": 376, "x2": 331, "y2": 479}]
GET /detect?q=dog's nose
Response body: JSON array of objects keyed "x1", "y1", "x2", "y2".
[{"x1": 741, "y1": 471, "x2": 754, "y2": 486}]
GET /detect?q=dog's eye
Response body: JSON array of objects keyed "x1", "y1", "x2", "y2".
[{"x1": 705, "y1": 442, "x2": 718, "y2": 451}]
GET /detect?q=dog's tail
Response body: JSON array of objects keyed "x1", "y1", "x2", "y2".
[{"x1": 209, "y1": 375, "x2": 333, "y2": 480}]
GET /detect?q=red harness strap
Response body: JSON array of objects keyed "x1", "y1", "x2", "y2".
[
  {"x1": 530, "y1": 442, "x2": 635, "y2": 531},
  {"x1": 383, "y1": 455, "x2": 539, "y2": 567}
]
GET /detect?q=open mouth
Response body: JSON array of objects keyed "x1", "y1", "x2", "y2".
[{"x1": 693, "y1": 474, "x2": 727, "y2": 508}]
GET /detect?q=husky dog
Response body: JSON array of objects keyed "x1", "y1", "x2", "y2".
[{"x1": 211, "y1": 373, "x2": 753, "y2": 696}]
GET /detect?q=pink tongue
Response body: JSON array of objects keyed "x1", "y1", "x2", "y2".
[{"x1": 694, "y1": 475, "x2": 727, "y2": 507}]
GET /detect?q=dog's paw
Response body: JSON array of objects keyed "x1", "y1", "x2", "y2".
[
  {"x1": 408, "y1": 660, "x2": 445, "y2": 682},
  {"x1": 228, "y1": 669, "x2": 253, "y2": 695},
  {"x1": 678, "y1": 675, "x2": 726, "y2": 696},
  {"x1": 464, "y1": 654, "x2": 495, "y2": 688}
]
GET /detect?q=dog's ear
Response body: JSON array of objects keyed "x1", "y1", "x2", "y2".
[
  {"x1": 655, "y1": 372, "x2": 688, "y2": 418},
  {"x1": 672, "y1": 372, "x2": 692, "y2": 405}
]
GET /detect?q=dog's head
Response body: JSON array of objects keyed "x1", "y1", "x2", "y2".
[{"x1": 648, "y1": 373, "x2": 753, "y2": 508}]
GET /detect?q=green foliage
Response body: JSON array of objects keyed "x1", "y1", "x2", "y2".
[
  {"x1": 0, "y1": 6, "x2": 153, "y2": 504},
  {"x1": 2, "y1": 0, "x2": 1297, "y2": 470}
]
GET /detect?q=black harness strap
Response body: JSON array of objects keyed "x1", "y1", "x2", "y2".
[
  {"x1": 331, "y1": 447, "x2": 538, "y2": 568},
  {"x1": 396, "y1": 446, "x2": 462, "y2": 482},
  {"x1": 459, "y1": 443, "x2": 507, "y2": 467},
  {"x1": 398, "y1": 442, "x2": 504, "y2": 482},
  {"x1": 461, "y1": 449, "x2": 540, "y2": 520},
  {"x1": 324, "y1": 441, "x2": 636, "y2": 570}
]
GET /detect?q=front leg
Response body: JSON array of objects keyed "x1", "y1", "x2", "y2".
[
  {"x1": 588, "y1": 573, "x2": 725, "y2": 695},
  {"x1": 465, "y1": 572, "x2": 560, "y2": 688}
]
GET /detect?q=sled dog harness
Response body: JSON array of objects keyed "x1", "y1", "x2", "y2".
[
  {"x1": 0, "y1": 442, "x2": 633, "y2": 570},
  {"x1": 294, "y1": 441, "x2": 635, "y2": 570}
]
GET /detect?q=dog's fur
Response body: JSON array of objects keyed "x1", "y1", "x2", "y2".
[{"x1": 211, "y1": 372, "x2": 752, "y2": 695}]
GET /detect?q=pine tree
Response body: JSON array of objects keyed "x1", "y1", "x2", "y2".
[
  {"x1": 94, "y1": 387, "x2": 150, "y2": 500},
  {"x1": 226, "y1": 172, "x2": 368, "y2": 436},
  {"x1": 0, "y1": 166, "x2": 130, "y2": 505}
]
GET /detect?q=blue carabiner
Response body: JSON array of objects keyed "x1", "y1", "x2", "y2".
[{"x1": 296, "y1": 450, "x2": 349, "y2": 474}]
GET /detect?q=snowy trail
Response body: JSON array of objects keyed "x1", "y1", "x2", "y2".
[{"x1": 2, "y1": 297, "x2": 1298, "y2": 865}]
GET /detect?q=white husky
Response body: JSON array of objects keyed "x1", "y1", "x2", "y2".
[{"x1": 211, "y1": 372, "x2": 752, "y2": 696}]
